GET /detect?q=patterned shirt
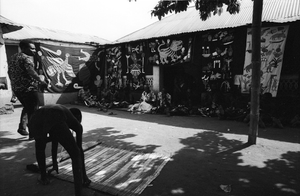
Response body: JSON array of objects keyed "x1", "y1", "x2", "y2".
[{"x1": 8, "y1": 53, "x2": 38, "y2": 92}]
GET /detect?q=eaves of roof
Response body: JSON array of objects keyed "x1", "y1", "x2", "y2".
[
  {"x1": 114, "y1": 0, "x2": 300, "y2": 44},
  {"x1": 3, "y1": 24, "x2": 111, "y2": 45},
  {"x1": 0, "y1": 15, "x2": 23, "y2": 34}
]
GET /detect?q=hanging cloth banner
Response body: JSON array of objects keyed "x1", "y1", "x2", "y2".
[
  {"x1": 200, "y1": 29, "x2": 235, "y2": 92},
  {"x1": 148, "y1": 36, "x2": 192, "y2": 66},
  {"x1": 106, "y1": 45, "x2": 123, "y2": 89},
  {"x1": 124, "y1": 42, "x2": 146, "y2": 90},
  {"x1": 242, "y1": 26, "x2": 289, "y2": 97},
  {"x1": 36, "y1": 43, "x2": 96, "y2": 93}
]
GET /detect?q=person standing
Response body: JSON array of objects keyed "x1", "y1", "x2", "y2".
[{"x1": 7, "y1": 40, "x2": 47, "y2": 137}]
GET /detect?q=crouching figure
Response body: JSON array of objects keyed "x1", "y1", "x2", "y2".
[{"x1": 28, "y1": 104, "x2": 91, "y2": 196}]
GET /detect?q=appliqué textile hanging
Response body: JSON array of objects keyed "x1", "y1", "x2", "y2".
[
  {"x1": 106, "y1": 46, "x2": 123, "y2": 88},
  {"x1": 148, "y1": 37, "x2": 192, "y2": 66},
  {"x1": 242, "y1": 26, "x2": 289, "y2": 97},
  {"x1": 200, "y1": 30, "x2": 235, "y2": 92},
  {"x1": 36, "y1": 43, "x2": 96, "y2": 93},
  {"x1": 125, "y1": 42, "x2": 146, "y2": 89}
]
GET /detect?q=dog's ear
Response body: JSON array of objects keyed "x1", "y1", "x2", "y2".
[{"x1": 69, "y1": 108, "x2": 82, "y2": 123}]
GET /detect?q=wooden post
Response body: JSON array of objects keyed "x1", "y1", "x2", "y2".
[{"x1": 248, "y1": 0, "x2": 263, "y2": 145}]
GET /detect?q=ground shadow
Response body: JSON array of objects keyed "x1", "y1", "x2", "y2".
[
  {"x1": 141, "y1": 131, "x2": 300, "y2": 196},
  {"x1": 0, "y1": 125, "x2": 161, "y2": 196},
  {"x1": 83, "y1": 127, "x2": 161, "y2": 154},
  {"x1": 1, "y1": 109, "x2": 299, "y2": 196}
]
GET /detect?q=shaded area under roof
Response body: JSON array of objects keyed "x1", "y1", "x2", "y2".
[
  {"x1": 0, "y1": 15, "x2": 23, "y2": 34},
  {"x1": 115, "y1": 0, "x2": 300, "y2": 43},
  {"x1": 4, "y1": 24, "x2": 111, "y2": 45}
]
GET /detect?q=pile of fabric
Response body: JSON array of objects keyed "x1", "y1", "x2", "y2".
[{"x1": 0, "y1": 104, "x2": 14, "y2": 115}]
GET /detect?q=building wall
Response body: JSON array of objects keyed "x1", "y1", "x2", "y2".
[{"x1": 0, "y1": 28, "x2": 13, "y2": 107}]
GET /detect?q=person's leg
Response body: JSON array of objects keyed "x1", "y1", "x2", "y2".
[
  {"x1": 22, "y1": 91, "x2": 39, "y2": 138},
  {"x1": 14, "y1": 91, "x2": 29, "y2": 135},
  {"x1": 51, "y1": 140, "x2": 59, "y2": 173},
  {"x1": 51, "y1": 123, "x2": 83, "y2": 196},
  {"x1": 23, "y1": 91, "x2": 39, "y2": 120},
  {"x1": 19, "y1": 108, "x2": 28, "y2": 130}
]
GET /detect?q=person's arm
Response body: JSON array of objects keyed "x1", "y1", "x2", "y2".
[
  {"x1": 23, "y1": 57, "x2": 47, "y2": 84},
  {"x1": 74, "y1": 123, "x2": 91, "y2": 186},
  {"x1": 27, "y1": 68, "x2": 47, "y2": 84},
  {"x1": 68, "y1": 110, "x2": 91, "y2": 186},
  {"x1": 48, "y1": 140, "x2": 59, "y2": 175}
]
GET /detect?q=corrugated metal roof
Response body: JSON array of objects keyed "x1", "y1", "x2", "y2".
[
  {"x1": 3, "y1": 24, "x2": 111, "y2": 45},
  {"x1": 0, "y1": 15, "x2": 23, "y2": 34},
  {"x1": 115, "y1": 0, "x2": 300, "y2": 43}
]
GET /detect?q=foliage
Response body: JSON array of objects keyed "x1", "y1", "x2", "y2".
[{"x1": 150, "y1": 0, "x2": 241, "y2": 21}]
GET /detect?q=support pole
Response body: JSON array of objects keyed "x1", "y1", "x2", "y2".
[{"x1": 248, "y1": 0, "x2": 263, "y2": 145}]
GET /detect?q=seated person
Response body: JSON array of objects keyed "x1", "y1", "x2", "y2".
[
  {"x1": 78, "y1": 86, "x2": 99, "y2": 107},
  {"x1": 105, "y1": 84, "x2": 120, "y2": 108},
  {"x1": 98, "y1": 87, "x2": 109, "y2": 111},
  {"x1": 128, "y1": 85, "x2": 156, "y2": 114},
  {"x1": 260, "y1": 92, "x2": 283, "y2": 128},
  {"x1": 290, "y1": 114, "x2": 300, "y2": 127},
  {"x1": 154, "y1": 88, "x2": 172, "y2": 115},
  {"x1": 169, "y1": 88, "x2": 194, "y2": 116},
  {"x1": 243, "y1": 93, "x2": 283, "y2": 128},
  {"x1": 28, "y1": 104, "x2": 91, "y2": 196},
  {"x1": 141, "y1": 85, "x2": 156, "y2": 105}
]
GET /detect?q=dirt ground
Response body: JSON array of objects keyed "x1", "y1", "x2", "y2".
[{"x1": 0, "y1": 104, "x2": 299, "y2": 196}]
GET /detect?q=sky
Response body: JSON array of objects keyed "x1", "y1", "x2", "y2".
[{"x1": 0, "y1": 0, "x2": 161, "y2": 41}]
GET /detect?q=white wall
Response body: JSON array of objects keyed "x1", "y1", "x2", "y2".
[
  {"x1": 0, "y1": 27, "x2": 13, "y2": 107},
  {"x1": 152, "y1": 65, "x2": 160, "y2": 93}
]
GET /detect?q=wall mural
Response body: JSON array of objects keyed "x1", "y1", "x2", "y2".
[
  {"x1": 106, "y1": 46, "x2": 123, "y2": 89},
  {"x1": 125, "y1": 42, "x2": 146, "y2": 90},
  {"x1": 200, "y1": 30, "x2": 234, "y2": 93},
  {"x1": 148, "y1": 37, "x2": 192, "y2": 66},
  {"x1": 242, "y1": 26, "x2": 289, "y2": 97},
  {"x1": 36, "y1": 43, "x2": 96, "y2": 93}
]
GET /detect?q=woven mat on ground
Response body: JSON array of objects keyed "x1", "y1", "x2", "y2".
[
  {"x1": 48, "y1": 143, "x2": 170, "y2": 196},
  {"x1": 33, "y1": 141, "x2": 100, "y2": 167}
]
